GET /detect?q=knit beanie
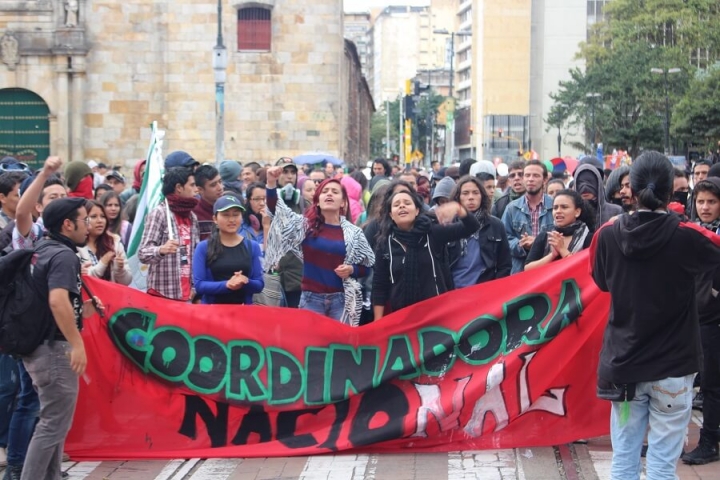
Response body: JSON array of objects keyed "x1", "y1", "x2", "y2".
[
  {"x1": 64, "y1": 161, "x2": 92, "y2": 191},
  {"x1": 219, "y1": 160, "x2": 242, "y2": 183}
]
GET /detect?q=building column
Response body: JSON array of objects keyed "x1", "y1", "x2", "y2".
[
  {"x1": 55, "y1": 55, "x2": 70, "y2": 161},
  {"x1": 71, "y1": 56, "x2": 86, "y2": 163}
]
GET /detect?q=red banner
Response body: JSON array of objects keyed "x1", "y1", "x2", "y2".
[{"x1": 66, "y1": 251, "x2": 611, "y2": 460}]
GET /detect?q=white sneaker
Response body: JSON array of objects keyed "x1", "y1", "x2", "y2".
[{"x1": 0, "y1": 446, "x2": 7, "y2": 467}]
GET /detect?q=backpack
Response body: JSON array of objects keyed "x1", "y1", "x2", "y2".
[{"x1": 0, "y1": 248, "x2": 52, "y2": 356}]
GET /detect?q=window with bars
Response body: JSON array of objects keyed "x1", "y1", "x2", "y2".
[{"x1": 237, "y1": 7, "x2": 271, "y2": 51}]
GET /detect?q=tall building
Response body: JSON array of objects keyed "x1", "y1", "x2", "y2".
[
  {"x1": 529, "y1": 0, "x2": 590, "y2": 162},
  {"x1": 469, "y1": 0, "x2": 605, "y2": 163},
  {"x1": 367, "y1": 2, "x2": 455, "y2": 104},
  {"x1": 344, "y1": 11, "x2": 371, "y2": 77},
  {"x1": 0, "y1": 0, "x2": 374, "y2": 169}
]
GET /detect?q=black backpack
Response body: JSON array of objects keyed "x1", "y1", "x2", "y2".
[{"x1": 0, "y1": 248, "x2": 52, "y2": 356}]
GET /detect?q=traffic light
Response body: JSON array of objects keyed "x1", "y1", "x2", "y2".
[{"x1": 404, "y1": 95, "x2": 415, "y2": 120}]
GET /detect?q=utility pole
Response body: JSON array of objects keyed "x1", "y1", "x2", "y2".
[
  {"x1": 399, "y1": 90, "x2": 404, "y2": 164},
  {"x1": 585, "y1": 92, "x2": 600, "y2": 154},
  {"x1": 651, "y1": 67, "x2": 681, "y2": 155},
  {"x1": 213, "y1": 0, "x2": 227, "y2": 165},
  {"x1": 404, "y1": 79, "x2": 412, "y2": 168},
  {"x1": 385, "y1": 99, "x2": 390, "y2": 158}
]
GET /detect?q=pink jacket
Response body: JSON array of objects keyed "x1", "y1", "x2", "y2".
[{"x1": 340, "y1": 176, "x2": 364, "y2": 224}]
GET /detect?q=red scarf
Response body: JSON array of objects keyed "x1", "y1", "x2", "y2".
[
  {"x1": 69, "y1": 175, "x2": 94, "y2": 199},
  {"x1": 165, "y1": 194, "x2": 198, "y2": 218}
]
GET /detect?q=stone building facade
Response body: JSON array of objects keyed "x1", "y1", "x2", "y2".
[{"x1": 0, "y1": 0, "x2": 373, "y2": 169}]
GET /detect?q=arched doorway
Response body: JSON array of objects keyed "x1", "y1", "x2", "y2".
[{"x1": 0, "y1": 88, "x2": 50, "y2": 169}]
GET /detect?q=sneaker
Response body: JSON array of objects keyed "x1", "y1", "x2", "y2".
[
  {"x1": 681, "y1": 430, "x2": 719, "y2": 465},
  {"x1": 692, "y1": 391, "x2": 704, "y2": 410},
  {"x1": 0, "y1": 446, "x2": 6, "y2": 467},
  {"x1": 3, "y1": 465, "x2": 22, "y2": 480}
]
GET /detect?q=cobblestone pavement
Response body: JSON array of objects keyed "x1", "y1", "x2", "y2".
[{"x1": 3, "y1": 412, "x2": 717, "y2": 479}]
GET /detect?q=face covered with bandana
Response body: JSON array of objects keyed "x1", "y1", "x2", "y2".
[{"x1": 575, "y1": 170, "x2": 599, "y2": 208}]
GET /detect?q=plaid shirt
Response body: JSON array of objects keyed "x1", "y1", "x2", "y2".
[
  {"x1": 529, "y1": 199, "x2": 545, "y2": 237},
  {"x1": 12, "y1": 218, "x2": 45, "y2": 251},
  {"x1": 138, "y1": 203, "x2": 199, "y2": 300}
]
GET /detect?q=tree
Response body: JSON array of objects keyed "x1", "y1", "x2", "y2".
[
  {"x1": 370, "y1": 98, "x2": 400, "y2": 158},
  {"x1": 548, "y1": 42, "x2": 689, "y2": 158},
  {"x1": 581, "y1": 0, "x2": 720, "y2": 68},
  {"x1": 672, "y1": 65, "x2": 720, "y2": 150}
]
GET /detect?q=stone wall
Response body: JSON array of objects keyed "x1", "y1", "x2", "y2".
[{"x1": 1, "y1": 0, "x2": 374, "y2": 169}]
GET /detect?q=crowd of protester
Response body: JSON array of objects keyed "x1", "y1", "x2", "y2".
[{"x1": 0, "y1": 148, "x2": 719, "y2": 478}]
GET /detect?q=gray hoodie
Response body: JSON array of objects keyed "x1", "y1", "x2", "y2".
[
  {"x1": 432, "y1": 176, "x2": 456, "y2": 205},
  {"x1": 573, "y1": 163, "x2": 623, "y2": 229}
]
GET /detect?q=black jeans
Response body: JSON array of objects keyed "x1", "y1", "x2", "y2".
[{"x1": 701, "y1": 323, "x2": 720, "y2": 436}]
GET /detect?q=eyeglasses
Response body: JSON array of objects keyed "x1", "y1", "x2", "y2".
[
  {"x1": 250, "y1": 197, "x2": 266, "y2": 203},
  {"x1": 312, "y1": 179, "x2": 323, "y2": 185},
  {"x1": 77, "y1": 217, "x2": 90, "y2": 226},
  {"x1": 508, "y1": 172, "x2": 523, "y2": 179}
]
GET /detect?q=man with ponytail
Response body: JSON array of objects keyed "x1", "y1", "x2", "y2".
[
  {"x1": 138, "y1": 167, "x2": 199, "y2": 302},
  {"x1": 590, "y1": 151, "x2": 720, "y2": 479}
]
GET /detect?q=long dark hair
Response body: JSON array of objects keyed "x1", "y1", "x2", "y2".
[
  {"x1": 243, "y1": 182, "x2": 265, "y2": 227},
  {"x1": 630, "y1": 151, "x2": 673, "y2": 211},
  {"x1": 206, "y1": 198, "x2": 244, "y2": 266},
  {"x1": 85, "y1": 200, "x2": 116, "y2": 281},
  {"x1": 305, "y1": 178, "x2": 350, "y2": 237},
  {"x1": 376, "y1": 189, "x2": 425, "y2": 248},
  {"x1": 100, "y1": 190, "x2": 124, "y2": 237},
  {"x1": 553, "y1": 189, "x2": 596, "y2": 232},
  {"x1": 451, "y1": 175, "x2": 491, "y2": 215}
]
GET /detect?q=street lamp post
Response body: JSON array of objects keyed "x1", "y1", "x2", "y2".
[
  {"x1": 433, "y1": 28, "x2": 471, "y2": 165},
  {"x1": 213, "y1": 0, "x2": 228, "y2": 166},
  {"x1": 651, "y1": 67, "x2": 682, "y2": 156},
  {"x1": 585, "y1": 92, "x2": 601, "y2": 154}
]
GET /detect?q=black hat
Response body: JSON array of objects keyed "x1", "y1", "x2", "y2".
[{"x1": 42, "y1": 197, "x2": 86, "y2": 232}]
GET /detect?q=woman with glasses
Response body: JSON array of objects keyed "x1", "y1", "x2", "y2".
[
  {"x1": 264, "y1": 166, "x2": 375, "y2": 325},
  {"x1": 78, "y1": 199, "x2": 132, "y2": 285},
  {"x1": 239, "y1": 183, "x2": 266, "y2": 251}
]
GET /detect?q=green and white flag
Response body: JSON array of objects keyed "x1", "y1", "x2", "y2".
[{"x1": 127, "y1": 122, "x2": 166, "y2": 291}]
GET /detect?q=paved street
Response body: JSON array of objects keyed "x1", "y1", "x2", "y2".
[{"x1": 4, "y1": 412, "x2": 716, "y2": 480}]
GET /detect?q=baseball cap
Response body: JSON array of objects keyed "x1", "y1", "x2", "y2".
[
  {"x1": 165, "y1": 150, "x2": 200, "y2": 169},
  {"x1": 87, "y1": 160, "x2": 99, "y2": 169},
  {"x1": 213, "y1": 194, "x2": 245, "y2": 214},
  {"x1": 275, "y1": 157, "x2": 298, "y2": 171},
  {"x1": 105, "y1": 170, "x2": 125, "y2": 183},
  {"x1": 469, "y1": 160, "x2": 497, "y2": 179}
]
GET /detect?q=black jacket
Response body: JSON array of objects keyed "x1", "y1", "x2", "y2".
[
  {"x1": 447, "y1": 214, "x2": 511, "y2": 284},
  {"x1": 373, "y1": 213, "x2": 480, "y2": 313},
  {"x1": 591, "y1": 211, "x2": 720, "y2": 384}
]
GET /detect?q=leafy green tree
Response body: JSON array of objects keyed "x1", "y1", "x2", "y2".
[
  {"x1": 582, "y1": 0, "x2": 720, "y2": 67},
  {"x1": 548, "y1": 43, "x2": 689, "y2": 157},
  {"x1": 672, "y1": 65, "x2": 720, "y2": 149},
  {"x1": 370, "y1": 98, "x2": 400, "y2": 158}
]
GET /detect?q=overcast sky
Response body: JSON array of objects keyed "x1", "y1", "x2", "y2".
[{"x1": 343, "y1": 0, "x2": 429, "y2": 12}]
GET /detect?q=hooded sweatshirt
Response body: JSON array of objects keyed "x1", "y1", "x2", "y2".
[
  {"x1": 590, "y1": 211, "x2": 720, "y2": 384},
  {"x1": 340, "y1": 175, "x2": 364, "y2": 224},
  {"x1": 432, "y1": 177, "x2": 455, "y2": 205},
  {"x1": 573, "y1": 164, "x2": 622, "y2": 228}
]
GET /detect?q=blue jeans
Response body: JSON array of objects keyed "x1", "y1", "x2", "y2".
[
  {"x1": 0, "y1": 354, "x2": 20, "y2": 447},
  {"x1": 610, "y1": 375, "x2": 694, "y2": 480},
  {"x1": 7, "y1": 361, "x2": 39, "y2": 467},
  {"x1": 299, "y1": 292, "x2": 345, "y2": 322}
]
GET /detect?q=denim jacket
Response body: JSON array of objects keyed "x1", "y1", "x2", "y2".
[{"x1": 501, "y1": 194, "x2": 554, "y2": 274}]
